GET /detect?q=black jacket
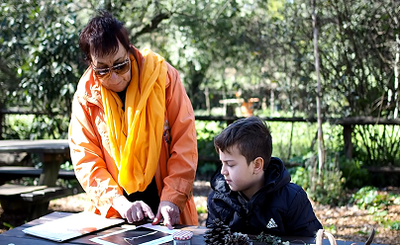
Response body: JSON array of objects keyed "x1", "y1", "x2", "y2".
[{"x1": 206, "y1": 157, "x2": 322, "y2": 237}]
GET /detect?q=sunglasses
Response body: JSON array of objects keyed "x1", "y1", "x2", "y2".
[{"x1": 91, "y1": 57, "x2": 130, "y2": 79}]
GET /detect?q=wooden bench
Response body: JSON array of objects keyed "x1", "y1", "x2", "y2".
[{"x1": 366, "y1": 166, "x2": 400, "y2": 173}]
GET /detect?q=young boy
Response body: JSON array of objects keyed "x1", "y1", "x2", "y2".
[{"x1": 206, "y1": 116, "x2": 322, "y2": 237}]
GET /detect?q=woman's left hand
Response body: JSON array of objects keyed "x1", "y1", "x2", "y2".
[{"x1": 152, "y1": 201, "x2": 180, "y2": 229}]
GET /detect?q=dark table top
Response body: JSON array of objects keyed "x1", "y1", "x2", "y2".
[{"x1": 0, "y1": 212, "x2": 381, "y2": 245}]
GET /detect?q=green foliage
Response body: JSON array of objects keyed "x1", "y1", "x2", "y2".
[
  {"x1": 3, "y1": 114, "x2": 70, "y2": 139},
  {"x1": 391, "y1": 221, "x2": 400, "y2": 231},
  {"x1": 2, "y1": 222, "x2": 13, "y2": 229},
  {"x1": 196, "y1": 206, "x2": 207, "y2": 214},
  {"x1": 1, "y1": 0, "x2": 86, "y2": 138},
  {"x1": 288, "y1": 166, "x2": 309, "y2": 190},
  {"x1": 195, "y1": 120, "x2": 225, "y2": 155},
  {"x1": 60, "y1": 161, "x2": 74, "y2": 171},
  {"x1": 349, "y1": 186, "x2": 380, "y2": 209},
  {"x1": 323, "y1": 224, "x2": 337, "y2": 235},
  {"x1": 289, "y1": 152, "x2": 346, "y2": 206},
  {"x1": 353, "y1": 125, "x2": 400, "y2": 167},
  {"x1": 10, "y1": 177, "x2": 39, "y2": 186},
  {"x1": 56, "y1": 179, "x2": 81, "y2": 189},
  {"x1": 254, "y1": 232, "x2": 289, "y2": 245},
  {"x1": 3, "y1": 115, "x2": 34, "y2": 139},
  {"x1": 197, "y1": 163, "x2": 218, "y2": 178},
  {"x1": 349, "y1": 186, "x2": 400, "y2": 210},
  {"x1": 336, "y1": 155, "x2": 370, "y2": 188},
  {"x1": 349, "y1": 187, "x2": 400, "y2": 229},
  {"x1": 268, "y1": 122, "x2": 317, "y2": 163},
  {"x1": 349, "y1": 186, "x2": 400, "y2": 228},
  {"x1": 195, "y1": 120, "x2": 225, "y2": 177}
]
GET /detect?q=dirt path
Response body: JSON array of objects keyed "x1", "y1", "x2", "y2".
[{"x1": 1, "y1": 181, "x2": 399, "y2": 244}]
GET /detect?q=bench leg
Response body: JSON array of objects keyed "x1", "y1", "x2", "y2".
[
  {"x1": 39, "y1": 153, "x2": 63, "y2": 187},
  {"x1": 29, "y1": 202, "x2": 50, "y2": 220},
  {"x1": 0, "y1": 198, "x2": 50, "y2": 224}
]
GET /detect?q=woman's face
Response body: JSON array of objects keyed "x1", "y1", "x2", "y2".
[{"x1": 90, "y1": 41, "x2": 132, "y2": 92}]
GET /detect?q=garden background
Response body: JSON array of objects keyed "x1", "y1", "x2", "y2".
[{"x1": 0, "y1": 0, "x2": 400, "y2": 243}]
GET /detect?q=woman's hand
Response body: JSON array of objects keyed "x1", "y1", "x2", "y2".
[
  {"x1": 152, "y1": 201, "x2": 180, "y2": 229},
  {"x1": 112, "y1": 196, "x2": 155, "y2": 223}
]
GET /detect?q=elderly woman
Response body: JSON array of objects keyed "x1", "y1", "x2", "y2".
[{"x1": 68, "y1": 11, "x2": 198, "y2": 229}]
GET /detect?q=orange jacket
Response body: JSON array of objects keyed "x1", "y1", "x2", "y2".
[{"x1": 68, "y1": 46, "x2": 198, "y2": 225}]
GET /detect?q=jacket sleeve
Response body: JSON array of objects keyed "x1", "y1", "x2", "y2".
[
  {"x1": 68, "y1": 93, "x2": 123, "y2": 217},
  {"x1": 159, "y1": 64, "x2": 198, "y2": 210},
  {"x1": 286, "y1": 188, "x2": 323, "y2": 237}
]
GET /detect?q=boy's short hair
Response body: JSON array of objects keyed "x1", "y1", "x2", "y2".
[{"x1": 214, "y1": 116, "x2": 272, "y2": 170}]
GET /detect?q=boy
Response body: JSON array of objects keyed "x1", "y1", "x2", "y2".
[{"x1": 206, "y1": 116, "x2": 322, "y2": 237}]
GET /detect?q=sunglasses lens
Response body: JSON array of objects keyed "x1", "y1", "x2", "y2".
[
  {"x1": 95, "y1": 69, "x2": 111, "y2": 78},
  {"x1": 113, "y1": 60, "x2": 130, "y2": 75},
  {"x1": 92, "y1": 58, "x2": 130, "y2": 79}
]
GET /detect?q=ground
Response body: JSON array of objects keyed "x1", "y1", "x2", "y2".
[{"x1": 1, "y1": 181, "x2": 399, "y2": 244}]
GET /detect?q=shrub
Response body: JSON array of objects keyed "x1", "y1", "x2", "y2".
[
  {"x1": 195, "y1": 120, "x2": 225, "y2": 178},
  {"x1": 349, "y1": 186, "x2": 400, "y2": 210},
  {"x1": 290, "y1": 152, "x2": 346, "y2": 206}
]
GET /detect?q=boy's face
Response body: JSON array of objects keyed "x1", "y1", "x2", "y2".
[{"x1": 219, "y1": 145, "x2": 263, "y2": 199}]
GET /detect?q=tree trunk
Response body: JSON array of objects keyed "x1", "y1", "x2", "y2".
[
  {"x1": 394, "y1": 33, "x2": 399, "y2": 118},
  {"x1": 312, "y1": 0, "x2": 325, "y2": 181},
  {"x1": 205, "y1": 87, "x2": 211, "y2": 115}
]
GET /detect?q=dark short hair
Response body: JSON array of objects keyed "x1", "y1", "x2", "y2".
[
  {"x1": 214, "y1": 116, "x2": 272, "y2": 170},
  {"x1": 79, "y1": 10, "x2": 130, "y2": 63}
]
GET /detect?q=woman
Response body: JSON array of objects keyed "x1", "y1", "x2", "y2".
[{"x1": 68, "y1": 11, "x2": 198, "y2": 229}]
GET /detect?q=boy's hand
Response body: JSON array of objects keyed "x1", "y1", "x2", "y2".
[{"x1": 152, "y1": 201, "x2": 180, "y2": 229}]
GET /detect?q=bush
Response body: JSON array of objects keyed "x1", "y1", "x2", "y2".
[
  {"x1": 289, "y1": 152, "x2": 346, "y2": 206},
  {"x1": 195, "y1": 120, "x2": 225, "y2": 178},
  {"x1": 349, "y1": 186, "x2": 400, "y2": 210},
  {"x1": 339, "y1": 157, "x2": 370, "y2": 188}
]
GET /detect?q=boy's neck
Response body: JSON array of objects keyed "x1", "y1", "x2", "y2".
[{"x1": 241, "y1": 172, "x2": 265, "y2": 199}]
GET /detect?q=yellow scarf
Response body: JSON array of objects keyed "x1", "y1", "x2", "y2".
[{"x1": 101, "y1": 48, "x2": 167, "y2": 194}]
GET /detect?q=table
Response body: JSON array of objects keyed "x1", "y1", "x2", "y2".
[
  {"x1": 0, "y1": 212, "x2": 382, "y2": 245},
  {"x1": 0, "y1": 139, "x2": 70, "y2": 187},
  {"x1": 0, "y1": 140, "x2": 71, "y2": 219}
]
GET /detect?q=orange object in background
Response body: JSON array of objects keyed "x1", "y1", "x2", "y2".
[{"x1": 240, "y1": 98, "x2": 259, "y2": 117}]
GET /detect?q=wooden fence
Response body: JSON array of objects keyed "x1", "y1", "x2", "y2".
[
  {"x1": 196, "y1": 115, "x2": 400, "y2": 173},
  {"x1": 1, "y1": 110, "x2": 400, "y2": 172}
]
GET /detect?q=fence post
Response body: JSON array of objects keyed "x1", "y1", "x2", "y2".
[
  {"x1": 343, "y1": 124, "x2": 353, "y2": 160},
  {"x1": 0, "y1": 106, "x2": 3, "y2": 140}
]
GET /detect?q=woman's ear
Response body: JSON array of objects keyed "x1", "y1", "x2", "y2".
[{"x1": 252, "y1": 157, "x2": 264, "y2": 174}]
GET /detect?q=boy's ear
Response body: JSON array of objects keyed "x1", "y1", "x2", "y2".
[{"x1": 252, "y1": 157, "x2": 264, "y2": 174}]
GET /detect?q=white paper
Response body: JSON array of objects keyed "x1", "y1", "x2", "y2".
[{"x1": 22, "y1": 212, "x2": 125, "y2": 242}]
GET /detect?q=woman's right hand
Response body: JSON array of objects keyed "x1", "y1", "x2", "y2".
[{"x1": 112, "y1": 196, "x2": 155, "y2": 223}]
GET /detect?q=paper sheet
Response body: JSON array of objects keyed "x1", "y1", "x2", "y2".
[{"x1": 22, "y1": 212, "x2": 125, "y2": 242}]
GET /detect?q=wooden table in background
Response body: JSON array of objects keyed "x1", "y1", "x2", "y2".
[
  {"x1": 0, "y1": 212, "x2": 384, "y2": 245},
  {"x1": 0, "y1": 139, "x2": 70, "y2": 187},
  {"x1": 0, "y1": 140, "x2": 69, "y2": 186},
  {"x1": 0, "y1": 139, "x2": 70, "y2": 219}
]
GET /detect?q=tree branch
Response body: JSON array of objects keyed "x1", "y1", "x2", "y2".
[{"x1": 133, "y1": 12, "x2": 171, "y2": 39}]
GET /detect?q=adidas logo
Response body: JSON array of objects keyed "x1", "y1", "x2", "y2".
[{"x1": 266, "y1": 218, "x2": 278, "y2": 229}]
